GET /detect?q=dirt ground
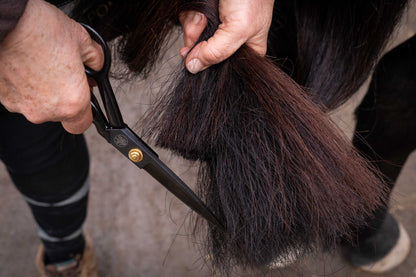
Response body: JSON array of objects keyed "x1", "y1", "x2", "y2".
[{"x1": 0, "y1": 3, "x2": 415, "y2": 277}]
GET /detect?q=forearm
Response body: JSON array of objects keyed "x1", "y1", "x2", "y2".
[{"x1": 0, "y1": 0, "x2": 29, "y2": 42}]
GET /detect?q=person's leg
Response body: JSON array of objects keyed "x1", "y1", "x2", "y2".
[
  {"x1": 0, "y1": 104, "x2": 96, "y2": 275},
  {"x1": 344, "y1": 34, "x2": 416, "y2": 273}
]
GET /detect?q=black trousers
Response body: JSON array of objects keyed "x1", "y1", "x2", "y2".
[{"x1": 0, "y1": 104, "x2": 89, "y2": 264}]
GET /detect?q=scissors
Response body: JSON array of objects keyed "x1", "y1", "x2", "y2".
[{"x1": 81, "y1": 23, "x2": 224, "y2": 231}]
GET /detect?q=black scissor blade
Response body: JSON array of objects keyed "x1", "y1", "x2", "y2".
[
  {"x1": 143, "y1": 156, "x2": 224, "y2": 231},
  {"x1": 103, "y1": 127, "x2": 224, "y2": 231}
]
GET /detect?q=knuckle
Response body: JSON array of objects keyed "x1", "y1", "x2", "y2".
[
  {"x1": 24, "y1": 113, "x2": 44, "y2": 124},
  {"x1": 77, "y1": 24, "x2": 92, "y2": 46},
  {"x1": 0, "y1": 98, "x2": 11, "y2": 109},
  {"x1": 258, "y1": 48, "x2": 267, "y2": 56},
  {"x1": 63, "y1": 107, "x2": 79, "y2": 119},
  {"x1": 223, "y1": 20, "x2": 249, "y2": 37},
  {"x1": 178, "y1": 11, "x2": 189, "y2": 25},
  {"x1": 1, "y1": 99, "x2": 18, "y2": 113},
  {"x1": 3, "y1": 105, "x2": 17, "y2": 114},
  {"x1": 63, "y1": 103, "x2": 82, "y2": 119},
  {"x1": 30, "y1": 117, "x2": 45, "y2": 125},
  {"x1": 254, "y1": 45, "x2": 267, "y2": 56},
  {"x1": 237, "y1": 21, "x2": 251, "y2": 33},
  {"x1": 62, "y1": 92, "x2": 87, "y2": 119},
  {"x1": 203, "y1": 42, "x2": 226, "y2": 63}
]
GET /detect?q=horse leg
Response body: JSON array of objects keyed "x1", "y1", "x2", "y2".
[{"x1": 343, "y1": 34, "x2": 416, "y2": 271}]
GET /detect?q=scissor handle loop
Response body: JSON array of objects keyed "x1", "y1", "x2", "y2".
[{"x1": 81, "y1": 23, "x2": 124, "y2": 128}]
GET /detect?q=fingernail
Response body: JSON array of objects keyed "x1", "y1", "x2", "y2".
[
  {"x1": 193, "y1": 12, "x2": 202, "y2": 24},
  {"x1": 187, "y1": 59, "x2": 203, "y2": 74}
]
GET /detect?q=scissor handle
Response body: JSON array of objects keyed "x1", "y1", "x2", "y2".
[
  {"x1": 81, "y1": 23, "x2": 111, "y2": 80},
  {"x1": 81, "y1": 23, "x2": 124, "y2": 128}
]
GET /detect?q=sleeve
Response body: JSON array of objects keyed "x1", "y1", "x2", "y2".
[{"x1": 0, "y1": 0, "x2": 29, "y2": 42}]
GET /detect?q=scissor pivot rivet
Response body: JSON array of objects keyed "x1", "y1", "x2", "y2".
[{"x1": 128, "y1": 148, "x2": 143, "y2": 162}]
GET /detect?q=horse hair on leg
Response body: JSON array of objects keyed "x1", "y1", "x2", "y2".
[{"x1": 267, "y1": 0, "x2": 408, "y2": 110}]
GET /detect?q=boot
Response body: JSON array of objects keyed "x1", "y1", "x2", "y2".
[
  {"x1": 343, "y1": 214, "x2": 411, "y2": 274},
  {"x1": 36, "y1": 232, "x2": 98, "y2": 277}
]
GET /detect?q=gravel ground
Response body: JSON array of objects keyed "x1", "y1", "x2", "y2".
[{"x1": 0, "y1": 3, "x2": 415, "y2": 276}]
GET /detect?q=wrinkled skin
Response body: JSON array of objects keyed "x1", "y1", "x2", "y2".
[
  {"x1": 0, "y1": 0, "x2": 104, "y2": 134},
  {"x1": 180, "y1": 0, "x2": 274, "y2": 73}
]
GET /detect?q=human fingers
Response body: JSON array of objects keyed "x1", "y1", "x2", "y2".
[
  {"x1": 60, "y1": 79, "x2": 93, "y2": 134},
  {"x1": 184, "y1": 22, "x2": 247, "y2": 73},
  {"x1": 184, "y1": 0, "x2": 274, "y2": 74},
  {"x1": 59, "y1": 22, "x2": 104, "y2": 134},
  {"x1": 78, "y1": 23, "x2": 105, "y2": 71},
  {"x1": 180, "y1": 11, "x2": 207, "y2": 48},
  {"x1": 61, "y1": 108, "x2": 93, "y2": 134},
  {"x1": 180, "y1": 46, "x2": 191, "y2": 58}
]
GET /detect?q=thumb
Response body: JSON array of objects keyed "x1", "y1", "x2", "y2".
[{"x1": 185, "y1": 23, "x2": 246, "y2": 74}]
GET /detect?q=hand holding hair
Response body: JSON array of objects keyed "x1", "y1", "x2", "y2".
[
  {"x1": 179, "y1": 0, "x2": 274, "y2": 73},
  {"x1": 0, "y1": 0, "x2": 104, "y2": 134}
]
